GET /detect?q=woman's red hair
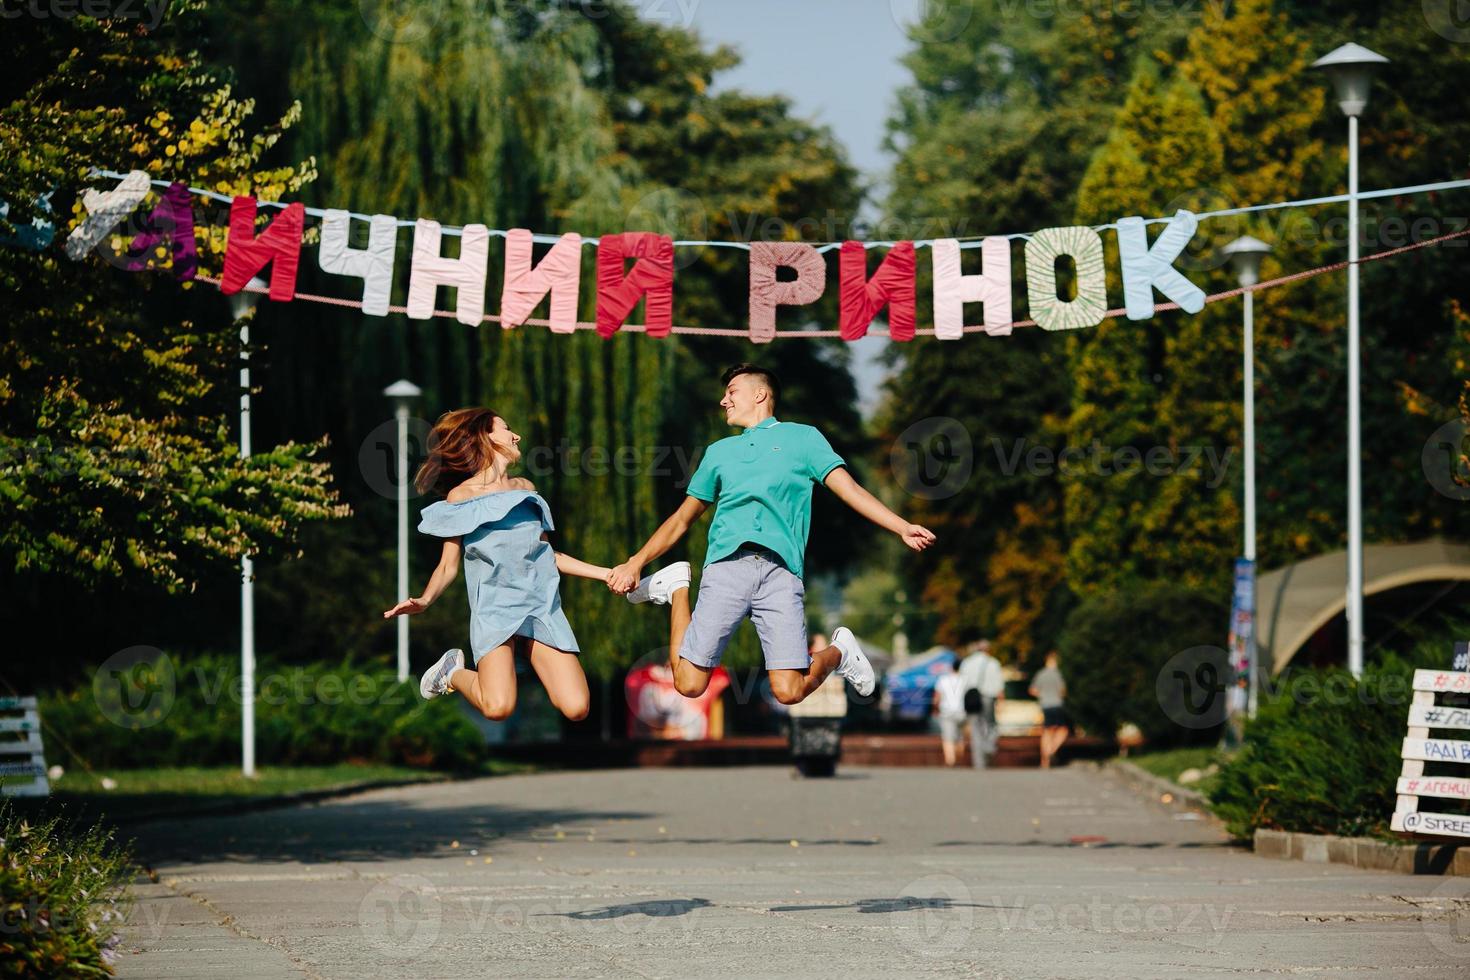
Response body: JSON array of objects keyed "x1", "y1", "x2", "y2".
[{"x1": 414, "y1": 408, "x2": 507, "y2": 497}]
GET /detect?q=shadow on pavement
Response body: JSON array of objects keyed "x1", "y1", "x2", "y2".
[
  {"x1": 541, "y1": 898, "x2": 715, "y2": 920},
  {"x1": 767, "y1": 896, "x2": 1021, "y2": 914},
  {"x1": 127, "y1": 798, "x2": 653, "y2": 867}
]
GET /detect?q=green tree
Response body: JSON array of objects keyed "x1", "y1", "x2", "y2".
[
  {"x1": 1066, "y1": 61, "x2": 1233, "y2": 596},
  {"x1": 0, "y1": 5, "x2": 346, "y2": 596}
]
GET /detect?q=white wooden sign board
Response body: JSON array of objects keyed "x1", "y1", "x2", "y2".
[
  {"x1": 0, "y1": 696, "x2": 49, "y2": 797},
  {"x1": 1391, "y1": 642, "x2": 1470, "y2": 836}
]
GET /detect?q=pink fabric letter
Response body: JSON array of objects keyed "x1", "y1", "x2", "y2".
[
  {"x1": 596, "y1": 232, "x2": 675, "y2": 339},
  {"x1": 747, "y1": 242, "x2": 826, "y2": 344},
  {"x1": 222, "y1": 196, "x2": 305, "y2": 302},
  {"x1": 407, "y1": 219, "x2": 491, "y2": 325},
  {"x1": 501, "y1": 229, "x2": 583, "y2": 334},
  {"x1": 932, "y1": 237, "x2": 1012, "y2": 340}
]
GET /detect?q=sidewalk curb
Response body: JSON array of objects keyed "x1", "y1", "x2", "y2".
[
  {"x1": 1253, "y1": 828, "x2": 1469, "y2": 876},
  {"x1": 109, "y1": 774, "x2": 454, "y2": 828},
  {"x1": 1104, "y1": 758, "x2": 1216, "y2": 819}
]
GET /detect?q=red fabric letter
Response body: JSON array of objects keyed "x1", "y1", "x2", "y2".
[
  {"x1": 222, "y1": 196, "x2": 305, "y2": 302},
  {"x1": 595, "y1": 232, "x2": 675, "y2": 339},
  {"x1": 839, "y1": 240, "x2": 916, "y2": 342}
]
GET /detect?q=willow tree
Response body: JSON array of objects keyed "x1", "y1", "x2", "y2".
[{"x1": 202, "y1": 0, "x2": 865, "y2": 675}]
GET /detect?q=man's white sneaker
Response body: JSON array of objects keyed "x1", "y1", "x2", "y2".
[
  {"x1": 420, "y1": 648, "x2": 464, "y2": 700},
  {"x1": 625, "y1": 562, "x2": 692, "y2": 605},
  {"x1": 831, "y1": 627, "x2": 875, "y2": 697}
]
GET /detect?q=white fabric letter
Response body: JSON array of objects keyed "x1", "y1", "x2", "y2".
[
  {"x1": 319, "y1": 210, "x2": 398, "y2": 317},
  {"x1": 65, "y1": 170, "x2": 151, "y2": 260},
  {"x1": 1117, "y1": 210, "x2": 1205, "y2": 320},
  {"x1": 407, "y1": 218, "x2": 490, "y2": 325},
  {"x1": 932, "y1": 237, "x2": 1013, "y2": 340}
]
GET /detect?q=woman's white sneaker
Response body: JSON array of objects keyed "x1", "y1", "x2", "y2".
[
  {"x1": 420, "y1": 648, "x2": 464, "y2": 699},
  {"x1": 625, "y1": 562, "x2": 692, "y2": 605},
  {"x1": 831, "y1": 627, "x2": 875, "y2": 697}
]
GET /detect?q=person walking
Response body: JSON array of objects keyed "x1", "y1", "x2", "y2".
[
  {"x1": 932, "y1": 659, "x2": 968, "y2": 767},
  {"x1": 957, "y1": 640, "x2": 1005, "y2": 769},
  {"x1": 1029, "y1": 651, "x2": 1070, "y2": 769}
]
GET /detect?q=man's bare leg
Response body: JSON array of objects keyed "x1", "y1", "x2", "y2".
[
  {"x1": 766, "y1": 643, "x2": 842, "y2": 705},
  {"x1": 668, "y1": 586, "x2": 712, "y2": 698}
]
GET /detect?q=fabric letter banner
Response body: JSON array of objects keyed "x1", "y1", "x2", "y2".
[
  {"x1": 839, "y1": 240, "x2": 916, "y2": 341},
  {"x1": 1117, "y1": 210, "x2": 1205, "y2": 320},
  {"x1": 1024, "y1": 226, "x2": 1107, "y2": 332},
  {"x1": 65, "y1": 170, "x2": 151, "y2": 260},
  {"x1": 747, "y1": 241, "x2": 826, "y2": 344},
  {"x1": 501, "y1": 229, "x2": 583, "y2": 334},
  {"x1": 222, "y1": 196, "x2": 306, "y2": 301},
  {"x1": 125, "y1": 181, "x2": 198, "y2": 282},
  {"x1": 932, "y1": 237, "x2": 1012, "y2": 340},
  {"x1": 319, "y1": 210, "x2": 397, "y2": 317},
  {"x1": 596, "y1": 232, "x2": 675, "y2": 339},
  {"x1": 407, "y1": 218, "x2": 491, "y2": 325}
]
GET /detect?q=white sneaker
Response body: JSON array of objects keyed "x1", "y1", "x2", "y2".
[
  {"x1": 420, "y1": 648, "x2": 464, "y2": 699},
  {"x1": 831, "y1": 627, "x2": 875, "y2": 697},
  {"x1": 625, "y1": 562, "x2": 692, "y2": 605}
]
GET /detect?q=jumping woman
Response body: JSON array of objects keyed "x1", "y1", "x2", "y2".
[{"x1": 382, "y1": 408, "x2": 625, "y2": 723}]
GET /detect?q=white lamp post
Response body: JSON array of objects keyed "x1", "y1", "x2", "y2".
[
  {"x1": 1222, "y1": 235, "x2": 1272, "y2": 717},
  {"x1": 1313, "y1": 42, "x2": 1389, "y2": 679},
  {"x1": 228, "y1": 276, "x2": 267, "y2": 777},
  {"x1": 384, "y1": 380, "x2": 422, "y2": 683}
]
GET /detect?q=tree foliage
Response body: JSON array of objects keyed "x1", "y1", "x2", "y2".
[{"x1": 0, "y1": 3, "x2": 346, "y2": 596}]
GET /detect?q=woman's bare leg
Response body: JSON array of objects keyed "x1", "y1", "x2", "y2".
[
  {"x1": 527, "y1": 640, "x2": 590, "y2": 721},
  {"x1": 450, "y1": 644, "x2": 516, "y2": 721}
]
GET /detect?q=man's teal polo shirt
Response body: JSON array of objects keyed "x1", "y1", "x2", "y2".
[{"x1": 685, "y1": 418, "x2": 845, "y2": 578}]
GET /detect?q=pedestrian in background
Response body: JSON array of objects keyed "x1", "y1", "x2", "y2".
[
  {"x1": 1029, "y1": 651, "x2": 1069, "y2": 769},
  {"x1": 932, "y1": 659, "x2": 968, "y2": 767},
  {"x1": 958, "y1": 640, "x2": 1005, "y2": 769}
]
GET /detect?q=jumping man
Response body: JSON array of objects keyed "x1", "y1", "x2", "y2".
[{"x1": 607, "y1": 364, "x2": 936, "y2": 705}]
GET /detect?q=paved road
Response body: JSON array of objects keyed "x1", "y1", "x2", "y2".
[{"x1": 117, "y1": 765, "x2": 1469, "y2": 979}]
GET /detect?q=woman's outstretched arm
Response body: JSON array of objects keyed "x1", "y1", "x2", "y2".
[{"x1": 383, "y1": 537, "x2": 462, "y2": 617}]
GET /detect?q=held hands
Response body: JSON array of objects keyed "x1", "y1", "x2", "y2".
[
  {"x1": 606, "y1": 560, "x2": 643, "y2": 595},
  {"x1": 900, "y1": 523, "x2": 937, "y2": 552},
  {"x1": 382, "y1": 597, "x2": 429, "y2": 619}
]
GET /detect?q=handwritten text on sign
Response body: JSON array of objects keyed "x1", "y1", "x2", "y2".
[{"x1": 1402, "y1": 737, "x2": 1470, "y2": 763}]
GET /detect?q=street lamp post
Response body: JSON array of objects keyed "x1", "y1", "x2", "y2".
[
  {"x1": 1313, "y1": 42, "x2": 1389, "y2": 679},
  {"x1": 228, "y1": 276, "x2": 266, "y2": 777},
  {"x1": 384, "y1": 380, "x2": 422, "y2": 683},
  {"x1": 1222, "y1": 235, "x2": 1272, "y2": 717}
]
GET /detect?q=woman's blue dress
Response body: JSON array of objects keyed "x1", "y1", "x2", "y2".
[{"x1": 418, "y1": 490, "x2": 580, "y2": 662}]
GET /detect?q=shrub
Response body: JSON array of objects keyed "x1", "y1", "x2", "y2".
[
  {"x1": 1207, "y1": 654, "x2": 1438, "y2": 840},
  {"x1": 0, "y1": 800, "x2": 133, "y2": 977},
  {"x1": 41, "y1": 653, "x2": 486, "y2": 772},
  {"x1": 1055, "y1": 585, "x2": 1228, "y2": 746}
]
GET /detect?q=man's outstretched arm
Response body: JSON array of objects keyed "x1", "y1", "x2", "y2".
[
  {"x1": 823, "y1": 467, "x2": 936, "y2": 552},
  {"x1": 607, "y1": 495, "x2": 710, "y2": 593}
]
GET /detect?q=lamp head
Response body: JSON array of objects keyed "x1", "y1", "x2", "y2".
[
  {"x1": 1221, "y1": 235, "x2": 1273, "y2": 287},
  {"x1": 1311, "y1": 42, "x2": 1389, "y2": 118},
  {"x1": 382, "y1": 379, "x2": 422, "y2": 408},
  {"x1": 228, "y1": 276, "x2": 268, "y2": 321}
]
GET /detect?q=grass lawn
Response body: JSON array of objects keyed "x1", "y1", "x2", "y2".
[
  {"x1": 1125, "y1": 746, "x2": 1233, "y2": 797},
  {"x1": 11, "y1": 760, "x2": 530, "y2": 825}
]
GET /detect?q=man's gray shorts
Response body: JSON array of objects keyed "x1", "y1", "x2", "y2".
[{"x1": 679, "y1": 546, "x2": 810, "y2": 671}]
